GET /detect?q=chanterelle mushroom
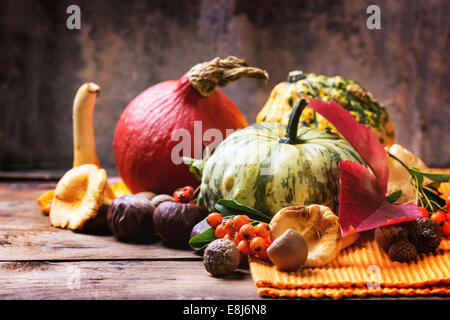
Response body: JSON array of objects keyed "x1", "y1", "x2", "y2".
[
  {"x1": 270, "y1": 204, "x2": 342, "y2": 267},
  {"x1": 50, "y1": 164, "x2": 107, "y2": 230}
]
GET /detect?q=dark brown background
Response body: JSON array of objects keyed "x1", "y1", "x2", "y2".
[{"x1": 0, "y1": 0, "x2": 449, "y2": 174}]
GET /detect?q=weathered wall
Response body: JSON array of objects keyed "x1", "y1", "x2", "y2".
[{"x1": 0, "y1": 0, "x2": 448, "y2": 172}]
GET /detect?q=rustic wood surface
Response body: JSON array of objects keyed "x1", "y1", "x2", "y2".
[
  {"x1": 0, "y1": 180, "x2": 448, "y2": 300},
  {"x1": 0, "y1": 182, "x2": 260, "y2": 300}
]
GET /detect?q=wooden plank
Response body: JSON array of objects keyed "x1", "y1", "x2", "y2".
[
  {"x1": 0, "y1": 183, "x2": 200, "y2": 261},
  {"x1": 0, "y1": 171, "x2": 63, "y2": 181},
  {"x1": 0, "y1": 260, "x2": 259, "y2": 300},
  {"x1": 1, "y1": 180, "x2": 448, "y2": 300}
]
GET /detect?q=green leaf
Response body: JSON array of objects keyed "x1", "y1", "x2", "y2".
[
  {"x1": 215, "y1": 199, "x2": 271, "y2": 222},
  {"x1": 425, "y1": 181, "x2": 442, "y2": 192},
  {"x1": 409, "y1": 168, "x2": 450, "y2": 183},
  {"x1": 183, "y1": 157, "x2": 205, "y2": 182},
  {"x1": 389, "y1": 152, "x2": 449, "y2": 214},
  {"x1": 422, "y1": 187, "x2": 446, "y2": 209},
  {"x1": 386, "y1": 190, "x2": 402, "y2": 204},
  {"x1": 188, "y1": 227, "x2": 216, "y2": 250}
]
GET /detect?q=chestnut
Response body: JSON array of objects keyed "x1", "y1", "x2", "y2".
[
  {"x1": 153, "y1": 201, "x2": 207, "y2": 247},
  {"x1": 190, "y1": 218, "x2": 211, "y2": 240},
  {"x1": 190, "y1": 218, "x2": 212, "y2": 254},
  {"x1": 267, "y1": 228, "x2": 308, "y2": 271},
  {"x1": 150, "y1": 194, "x2": 175, "y2": 207},
  {"x1": 135, "y1": 191, "x2": 157, "y2": 201},
  {"x1": 106, "y1": 195, "x2": 155, "y2": 243}
]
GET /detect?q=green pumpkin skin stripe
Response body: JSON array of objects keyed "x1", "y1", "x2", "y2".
[{"x1": 201, "y1": 99, "x2": 363, "y2": 217}]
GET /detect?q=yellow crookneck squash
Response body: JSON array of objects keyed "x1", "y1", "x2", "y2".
[{"x1": 257, "y1": 71, "x2": 395, "y2": 146}]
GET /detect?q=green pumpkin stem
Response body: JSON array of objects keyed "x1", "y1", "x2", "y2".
[{"x1": 279, "y1": 98, "x2": 308, "y2": 145}]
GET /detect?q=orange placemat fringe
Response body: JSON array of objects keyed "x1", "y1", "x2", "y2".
[
  {"x1": 250, "y1": 236, "x2": 450, "y2": 299},
  {"x1": 250, "y1": 177, "x2": 450, "y2": 299},
  {"x1": 257, "y1": 284, "x2": 450, "y2": 299}
]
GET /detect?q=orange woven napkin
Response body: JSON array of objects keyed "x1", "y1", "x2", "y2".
[
  {"x1": 251, "y1": 175, "x2": 450, "y2": 299},
  {"x1": 250, "y1": 235, "x2": 450, "y2": 299}
]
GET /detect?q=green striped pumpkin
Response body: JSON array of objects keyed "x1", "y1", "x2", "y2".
[{"x1": 201, "y1": 98, "x2": 363, "y2": 216}]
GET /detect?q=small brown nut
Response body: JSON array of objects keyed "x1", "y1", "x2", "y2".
[
  {"x1": 107, "y1": 195, "x2": 155, "y2": 243},
  {"x1": 150, "y1": 194, "x2": 175, "y2": 207},
  {"x1": 153, "y1": 201, "x2": 206, "y2": 247},
  {"x1": 375, "y1": 224, "x2": 403, "y2": 252},
  {"x1": 267, "y1": 228, "x2": 308, "y2": 271},
  {"x1": 203, "y1": 239, "x2": 240, "y2": 276},
  {"x1": 135, "y1": 191, "x2": 157, "y2": 201}
]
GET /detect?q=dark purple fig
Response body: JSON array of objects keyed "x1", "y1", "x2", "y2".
[
  {"x1": 153, "y1": 201, "x2": 207, "y2": 247},
  {"x1": 107, "y1": 195, "x2": 155, "y2": 243}
]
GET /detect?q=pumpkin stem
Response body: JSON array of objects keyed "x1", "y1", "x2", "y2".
[
  {"x1": 279, "y1": 98, "x2": 308, "y2": 145},
  {"x1": 187, "y1": 56, "x2": 269, "y2": 97}
]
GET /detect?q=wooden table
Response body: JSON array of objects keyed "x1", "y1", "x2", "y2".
[
  {"x1": 0, "y1": 181, "x2": 259, "y2": 300},
  {"x1": 1, "y1": 178, "x2": 448, "y2": 301}
]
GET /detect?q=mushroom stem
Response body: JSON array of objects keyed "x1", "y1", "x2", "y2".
[{"x1": 73, "y1": 83, "x2": 101, "y2": 167}]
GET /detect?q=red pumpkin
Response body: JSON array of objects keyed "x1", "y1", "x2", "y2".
[{"x1": 113, "y1": 57, "x2": 268, "y2": 194}]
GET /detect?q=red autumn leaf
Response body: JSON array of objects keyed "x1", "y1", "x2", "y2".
[
  {"x1": 307, "y1": 98, "x2": 389, "y2": 195},
  {"x1": 338, "y1": 161, "x2": 422, "y2": 234}
]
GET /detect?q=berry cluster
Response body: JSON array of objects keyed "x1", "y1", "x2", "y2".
[
  {"x1": 418, "y1": 196, "x2": 450, "y2": 237},
  {"x1": 207, "y1": 212, "x2": 271, "y2": 261}
]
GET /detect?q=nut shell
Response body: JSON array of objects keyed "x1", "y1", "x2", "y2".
[
  {"x1": 408, "y1": 218, "x2": 441, "y2": 253},
  {"x1": 107, "y1": 195, "x2": 155, "y2": 243},
  {"x1": 135, "y1": 191, "x2": 157, "y2": 201},
  {"x1": 267, "y1": 229, "x2": 308, "y2": 271},
  {"x1": 190, "y1": 218, "x2": 211, "y2": 240},
  {"x1": 375, "y1": 224, "x2": 403, "y2": 252},
  {"x1": 153, "y1": 201, "x2": 206, "y2": 247},
  {"x1": 203, "y1": 239, "x2": 240, "y2": 276},
  {"x1": 150, "y1": 194, "x2": 175, "y2": 207},
  {"x1": 388, "y1": 240, "x2": 418, "y2": 262}
]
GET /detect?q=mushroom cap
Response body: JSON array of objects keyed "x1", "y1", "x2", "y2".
[
  {"x1": 270, "y1": 204, "x2": 342, "y2": 267},
  {"x1": 50, "y1": 164, "x2": 107, "y2": 230}
]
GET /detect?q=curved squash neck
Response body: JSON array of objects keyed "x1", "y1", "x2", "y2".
[
  {"x1": 278, "y1": 98, "x2": 308, "y2": 145},
  {"x1": 73, "y1": 83, "x2": 101, "y2": 167}
]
